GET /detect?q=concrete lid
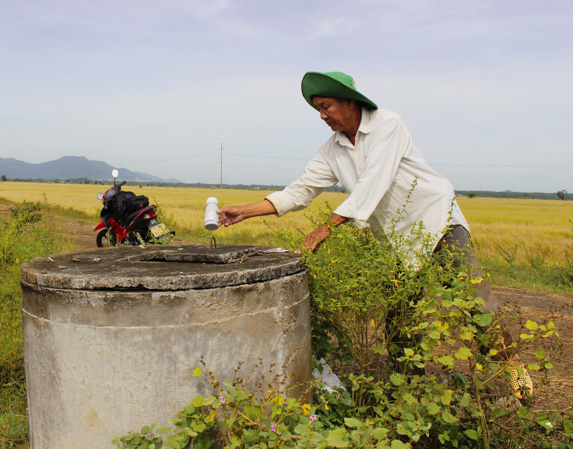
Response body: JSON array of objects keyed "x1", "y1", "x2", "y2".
[{"x1": 20, "y1": 245, "x2": 305, "y2": 291}]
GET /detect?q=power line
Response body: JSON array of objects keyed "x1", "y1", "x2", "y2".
[
  {"x1": 230, "y1": 163, "x2": 303, "y2": 171},
  {"x1": 226, "y1": 153, "x2": 309, "y2": 161}
]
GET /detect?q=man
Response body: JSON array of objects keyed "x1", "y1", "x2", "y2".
[{"x1": 217, "y1": 71, "x2": 531, "y2": 398}]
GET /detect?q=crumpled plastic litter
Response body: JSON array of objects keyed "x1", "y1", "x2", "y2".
[{"x1": 313, "y1": 358, "x2": 346, "y2": 393}]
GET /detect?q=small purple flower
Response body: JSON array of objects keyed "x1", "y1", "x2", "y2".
[
  {"x1": 309, "y1": 414, "x2": 318, "y2": 424},
  {"x1": 271, "y1": 424, "x2": 277, "y2": 433},
  {"x1": 147, "y1": 431, "x2": 153, "y2": 437},
  {"x1": 219, "y1": 395, "x2": 226, "y2": 404},
  {"x1": 262, "y1": 423, "x2": 266, "y2": 429}
]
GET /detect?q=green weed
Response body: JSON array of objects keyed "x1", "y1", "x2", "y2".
[
  {"x1": 0, "y1": 201, "x2": 71, "y2": 448},
  {"x1": 113, "y1": 207, "x2": 570, "y2": 449}
]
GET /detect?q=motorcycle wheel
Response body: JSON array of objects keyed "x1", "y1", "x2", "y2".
[{"x1": 96, "y1": 229, "x2": 118, "y2": 247}]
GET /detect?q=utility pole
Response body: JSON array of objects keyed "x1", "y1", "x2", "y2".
[{"x1": 220, "y1": 143, "x2": 223, "y2": 190}]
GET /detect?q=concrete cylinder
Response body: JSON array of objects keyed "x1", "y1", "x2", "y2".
[{"x1": 21, "y1": 245, "x2": 311, "y2": 449}]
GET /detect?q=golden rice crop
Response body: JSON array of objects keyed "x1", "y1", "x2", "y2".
[
  {"x1": 1, "y1": 182, "x2": 572, "y2": 267},
  {"x1": 457, "y1": 197, "x2": 573, "y2": 268},
  {"x1": 0, "y1": 181, "x2": 344, "y2": 244}
]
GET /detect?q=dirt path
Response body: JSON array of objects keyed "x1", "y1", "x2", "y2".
[
  {"x1": 494, "y1": 286, "x2": 573, "y2": 411},
  {"x1": 2, "y1": 204, "x2": 572, "y2": 411}
]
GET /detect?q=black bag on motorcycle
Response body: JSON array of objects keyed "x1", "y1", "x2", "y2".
[{"x1": 117, "y1": 192, "x2": 149, "y2": 215}]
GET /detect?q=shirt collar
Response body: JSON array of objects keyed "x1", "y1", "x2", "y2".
[
  {"x1": 357, "y1": 107, "x2": 374, "y2": 134},
  {"x1": 334, "y1": 107, "x2": 374, "y2": 148}
]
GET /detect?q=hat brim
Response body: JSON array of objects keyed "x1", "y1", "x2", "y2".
[{"x1": 301, "y1": 72, "x2": 378, "y2": 111}]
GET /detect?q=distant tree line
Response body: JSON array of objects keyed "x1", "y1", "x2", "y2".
[
  {"x1": 458, "y1": 190, "x2": 570, "y2": 200},
  {"x1": 0, "y1": 176, "x2": 569, "y2": 199}
]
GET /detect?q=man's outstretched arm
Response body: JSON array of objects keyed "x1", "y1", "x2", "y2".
[{"x1": 217, "y1": 199, "x2": 278, "y2": 227}]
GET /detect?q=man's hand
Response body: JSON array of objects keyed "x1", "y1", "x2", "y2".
[
  {"x1": 295, "y1": 224, "x2": 332, "y2": 254},
  {"x1": 295, "y1": 213, "x2": 349, "y2": 254},
  {"x1": 217, "y1": 199, "x2": 278, "y2": 227},
  {"x1": 217, "y1": 206, "x2": 247, "y2": 227}
]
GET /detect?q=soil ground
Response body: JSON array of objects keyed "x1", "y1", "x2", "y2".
[{"x1": 2, "y1": 204, "x2": 572, "y2": 413}]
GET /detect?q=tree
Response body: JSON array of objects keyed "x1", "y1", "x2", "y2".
[
  {"x1": 557, "y1": 189, "x2": 567, "y2": 200},
  {"x1": 1, "y1": 174, "x2": 6, "y2": 182},
  {"x1": 467, "y1": 192, "x2": 476, "y2": 199}
]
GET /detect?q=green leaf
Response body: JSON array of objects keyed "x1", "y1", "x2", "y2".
[
  {"x1": 464, "y1": 429, "x2": 478, "y2": 440},
  {"x1": 190, "y1": 422, "x2": 206, "y2": 433},
  {"x1": 437, "y1": 355, "x2": 454, "y2": 367},
  {"x1": 455, "y1": 346, "x2": 473, "y2": 360},
  {"x1": 491, "y1": 409, "x2": 509, "y2": 419},
  {"x1": 325, "y1": 428, "x2": 350, "y2": 447},
  {"x1": 244, "y1": 405, "x2": 261, "y2": 420},
  {"x1": 563, "y1": 418, "x2": 573, "y2": 436},
  {"x1": 390, "y1": 439, "x2": 410, "y2": 449},
  {"x1": 525, "y1": 320, "x2": 539, "y2": 331},
  {"x1": 427, "y1": 402, "x2": 441, "y2": 415},
  {"x1": 441, "y1": 410, "x2": 458, "y2": 423},
  {"x1": 474, "y1": 313, "x2": 493, "y2": 327},
  {"x1": 192, "y1": 367, "x2": 202, "y2": 377},
  {"x1": 344, "y1": 417, "x2": 363, "y2": 429},
  {"x1": 520, "y1": 333, "x2": 534, "y2": 341},
  {"x1": 156, "y1": 426, "x2": 171, "y2": 434},
  {"x1": 441, "y1": 390, "x2": 453, "y2": 406},
  {"x1": 192, "y1": 395, "x2": 205, "y2": 408},
  {"x1": 536, "y1": 420, "x2": 555, "y2": 432},
  {"x1": 390, "y1": 373, "x2": 406, "y2": 386},
  {"x1": 397, "y1": 422, "x2": 412, "y2": 436},
  {"x1": 371, "y1": 428, "x2": 389, "y2": 440},
  {"x1": 459, "y1": 326, "x2": 474, "y2": 340},
  {"x1": 281, "y1": 431, "x2": 293, "y2": 441},
  {"x1": 202, "y1": 395, "x2": 216, "y2": 406},
  {"x1": 183, "y1": 405, "x2": 196, "y2": 415},
  {"x1": 167, "y1": 434, "x2": 183, "y2": 448},
  {"x1": 460, "y1": 393, "x2": 471, "y2": 408},
  {"x1": 403, "y1": 393, "x2": 417, "y2": 405},
  {"x1": 229, "y1": 435, "x2": 242, "y2": 449},
  {"x1": 294, "y1": 423, "x2": 309, "y2": 435}
]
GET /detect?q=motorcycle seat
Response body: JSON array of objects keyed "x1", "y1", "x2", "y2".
[{"x1": 122, "y1": 205, "x2": 155, "y2": 227}]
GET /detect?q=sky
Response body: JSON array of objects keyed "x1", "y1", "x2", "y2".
[{"x1": 1, "y1": 0, "x2": 572, "y2": 192}]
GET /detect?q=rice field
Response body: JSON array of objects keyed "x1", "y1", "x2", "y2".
[
  {"x1": 1, "y1": 181, "x2": 572, "y2": 268},
  {"x1": 0, "y1": 181, "x2": 344, "y2": 244},
  {"x1": 457, "y1": 197, "x2": 573, "y2": 268}
]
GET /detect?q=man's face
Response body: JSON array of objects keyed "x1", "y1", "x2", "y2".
[{"x1": 312, "y1": 96, "x2": 355, "y2": 132}]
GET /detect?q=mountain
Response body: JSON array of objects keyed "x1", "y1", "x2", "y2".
[{"x1": 0, "y1": 156, "x2": 181, "y2": 183}]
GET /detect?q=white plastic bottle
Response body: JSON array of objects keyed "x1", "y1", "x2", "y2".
[{"x1": 204, "y1": 197, "x2": 220, "y2": 231}]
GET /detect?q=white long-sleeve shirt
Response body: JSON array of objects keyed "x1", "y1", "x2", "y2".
[{"x1": 266, "y1": 108, "x2": 469, "y2": 262}]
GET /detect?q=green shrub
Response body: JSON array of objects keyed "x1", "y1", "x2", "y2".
[
  {"x1": 114, "y1": 206, "x2": 570, "y2": 448},
  {"x1": 0, "y1": 201, "x2": 71, "y2": 448}
]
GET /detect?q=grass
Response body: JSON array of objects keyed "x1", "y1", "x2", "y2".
[
  {"x1": 457, "y1": 197, "x2": 573, "y2": 292},
  {"x1": 0, "y1": 201, "x2": 73, "y2": 448}
]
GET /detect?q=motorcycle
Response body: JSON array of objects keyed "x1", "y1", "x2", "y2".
[{"x1": 94, "y1": 169, "x2": 174, "y2": 247}]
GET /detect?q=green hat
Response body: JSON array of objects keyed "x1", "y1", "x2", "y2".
[{"x1": 301, "y1": 71, "x2": 378, "y2": 111}]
